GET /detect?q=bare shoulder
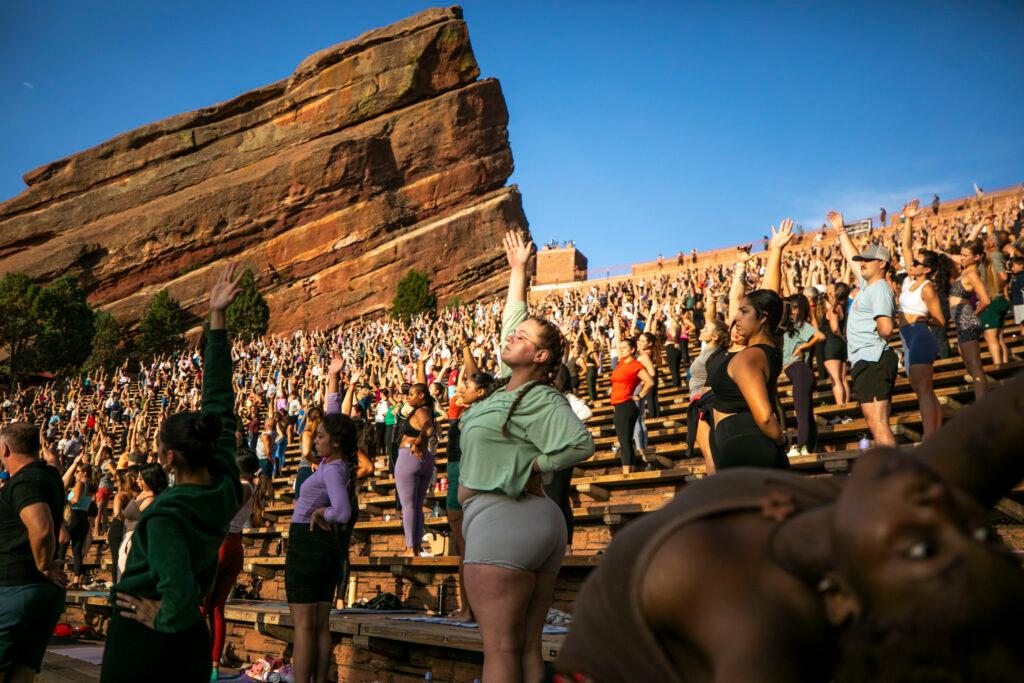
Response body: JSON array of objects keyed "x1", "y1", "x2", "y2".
[{"x1": 642, "y1": 516, "x2": 827, "y2": 681}]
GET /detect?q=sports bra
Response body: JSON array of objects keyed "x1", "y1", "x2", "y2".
[
  {"x1": 950, "y1": 278, "x2": 971, "y2": 300},
  {"x1": 899, "y1": 278, "x2": 930, "y2": 318},
  {"x1": 709, "y1": 344, "x2": 782, "y2": 414}
]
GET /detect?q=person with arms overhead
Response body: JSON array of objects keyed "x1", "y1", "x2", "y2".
[
  {"x1": 831, "y1": 210, "x2": 898, "y2": 447},
  {"x1": 100, "y1": 265, "x2": 245, "y2": 683}
]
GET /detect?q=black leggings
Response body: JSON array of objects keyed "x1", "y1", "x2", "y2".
[
  {"x1": 686, "y1": 392, "x2": 713, "y2": 458},
  {"x1": 712, "y1": 412, "x2": 787, "y2": 470},
  {"x1": 613, "y1": 401, "x2": 640, "y2": 467},
  {"x1": 665, "y1": 345, "x2": 683, "y2": 388},
  {"x1": 334, "y1": 503, "x2": 360, "y2": 603},
  {"x1": 101, "y1": 613, "x2": 210, "y2": 682},
  {"x1": 644, "y1": 377, "x2": 660, "y2": 418},
  {"x1": 543, "y1": 468, "x2": 574, "y2": 547},
  {"x1": 107, "y1": 519, "x2": 124, "y2": 585},
  {"x1": 586, "y1": 366, "x2": 598, "y2": 403},
  {"x1": 68, "y1": 509, "x2": 90, "y2": 575},
  {"x1": 784, "y1": 361, "x2": 818, "y2": 451}
]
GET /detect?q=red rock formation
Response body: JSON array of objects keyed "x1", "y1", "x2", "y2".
[{"x1": 0, "y1": 6, "x2": 527, "y2": 333}]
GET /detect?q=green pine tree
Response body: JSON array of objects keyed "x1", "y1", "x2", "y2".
[
  {"x1": 226, "y1": 270, "x2": 270, "y2": 341},
  {"x1": 33, "y1": 275, "x2": 96, "y2": 374},
  {"x1": 391, "y1": 269, "x2": 437, "y2": 322},
  {"x1": 138, "y1": 289, "x2": 186, "y2": 359},
  {"x1": 0, "y1": 272, "x2": 42, "y2": 383},
  {"x1": 84, "y1": 311, "x2": 127, "y2": 374}
]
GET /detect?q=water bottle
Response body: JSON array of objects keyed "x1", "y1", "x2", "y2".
[
  {"x1": 432, "y1": 501, "x2": 442, "y2": 518},
  {"x1": 858, "y1": 434, "x2": 870, "y2": 452},
  {"x1": 424, "y1": 673, "x2": 433, "y2": 682}
]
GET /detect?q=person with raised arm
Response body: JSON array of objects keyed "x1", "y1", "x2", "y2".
[
  {"x1": 555, "y1": 370, "x2": 1024, "y2": 683},
  {"x1": 897, "y1": 200, "x2": 947, "y2": 437},
  {"x1": 706, "y1": 221, "x2": 792, "y2": 469},
  {"x1": 458, "y1": 230, "x2": 594, "y2": 683},
  {"x1": 284, "y1": 353, "x2": 358, "y2": 683},
  {"x1": 831, "y1": 209, "x2": 899, "y2": 446},
  {"x1": 101, "y1": 264, "x2": 245, "y2": 683}
]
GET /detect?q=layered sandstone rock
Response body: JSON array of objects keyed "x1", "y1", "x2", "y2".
[{"x1": 0, "y1": 6, "x2": 527, "y2": 333}]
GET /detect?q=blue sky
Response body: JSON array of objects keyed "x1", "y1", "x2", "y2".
[{"x1": 2, "y1": 1, "x2": 1023, "y2": 271}]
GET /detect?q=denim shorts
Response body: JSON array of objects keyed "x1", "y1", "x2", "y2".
[{"x1": 0, "y1": 581, "x2": 66, "y2": 672}]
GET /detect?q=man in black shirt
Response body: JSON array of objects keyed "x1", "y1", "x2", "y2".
[{"x1": 0, "y1": 422, "x2": 67, "y2": 681}]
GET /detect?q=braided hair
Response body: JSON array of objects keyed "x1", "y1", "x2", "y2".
[{"x1": 499, "y1": 316, "x2": 565, "y2": 437}]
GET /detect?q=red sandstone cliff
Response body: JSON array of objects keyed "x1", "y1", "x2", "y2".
[{"x1": 0, "y1": 6, "x2": 527, "y2": 333}]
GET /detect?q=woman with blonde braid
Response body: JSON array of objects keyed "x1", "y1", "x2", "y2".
[{"x1": 458, "y1": 231, "x2": 595, "y2": 683}]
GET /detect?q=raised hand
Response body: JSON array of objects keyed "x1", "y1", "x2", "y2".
[
  {"x1": 328, "y1": 353, "x2": 344, "y2": 377},
  {"x1": 503, "y1": 230, "x2": 534, "y2": 269},
  {"x1": 902, "y1": 199, "x2": 921, "y2": 220},
  {"x1": 209, "y1": 263, "x2": 244, "y2": 312},
  {"x1": 826, "y1": 210, "x2": 845, "y2": 232},
  {"x1": 735, "y1": 244, "x2": 753, "y2": 264},
  {"x1": 770, "y1": 219, "x2": 794, "y2": 250}
]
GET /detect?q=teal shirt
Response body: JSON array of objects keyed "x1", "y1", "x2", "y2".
[
  {"x1": 459, "y1": 301, "x2": 595, "y2": 498},
  {"x1": 782, "y1": 321, "x2": 817, "y2": 367},
  {"x1": 848, "y1": 276, "x2": 896, "y2": 365},
  {"x1": 112, "y1": 329, "x2": 241, "y2": 633}
]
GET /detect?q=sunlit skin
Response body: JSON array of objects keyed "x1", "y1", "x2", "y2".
[{"x1": 616, "y1": 368, "x2": 1024, "y2": 683}]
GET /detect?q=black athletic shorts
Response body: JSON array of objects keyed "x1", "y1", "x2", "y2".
[
  {"x1": 285, "y1": 523, "x2": 342, "y2": 604},
  {"x1": 851, "y1": 348, "x2": 899, "y2": 403}
]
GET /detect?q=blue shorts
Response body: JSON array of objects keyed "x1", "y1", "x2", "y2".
[
  {"x1": 0, "y1": 581, "x2": 66, "y2": 672},
  {"x1": 900, "y1": 322, "x2": 938, "y2": 372}
]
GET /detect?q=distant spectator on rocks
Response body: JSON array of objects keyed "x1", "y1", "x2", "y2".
[
  {"x1": 932, "y1": 193, "x2": 941, "y2": 215},
  {"x1": 880, "y1": 207, "x2": 887, "y2": 225},
  {"x1": 691, "y1": 248, "x2": 698, "y2": 264}
]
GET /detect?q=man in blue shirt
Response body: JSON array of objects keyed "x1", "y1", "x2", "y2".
[{"x1": 830, "y1": 211, "x2": 898, "y2": 447}]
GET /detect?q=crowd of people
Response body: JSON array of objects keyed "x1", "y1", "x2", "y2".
[{"x1": 1, "y1": 188, "x2": 1023, "y2": 682}]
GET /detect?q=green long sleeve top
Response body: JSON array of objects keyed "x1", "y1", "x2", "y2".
[
  {"x1": 112, "y1": 328, "x2": 242, "y2": 633},
  {"x1": 458, "y1": 301, "x2": 595, "y2": 499}
]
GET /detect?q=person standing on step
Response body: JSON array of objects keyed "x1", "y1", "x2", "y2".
[
  {"x1": 898, "y1": 200, "x2": 947, "y2": 437},
  {"x1": 117, "y1": 464, "x2": 169, "y2": 579},
  {"x1": 284, "y1": 360, "x2": 357, "y2": 683},
  {"x1": 295, "y1": 406, "x2": 322, "y2": 499},
  {"x1": 948, "y1": 239, "x2": 991, "y2": 400},
  {"x1": 101, "y1": 264, "x2": 245, "y2": 683},
  {"x1": 611, "y1": 336, "x2": 653, "y2": 475},
  {"x1": 831, "y1": 210, "x2": 899, "y2": 447},
  {"x1": 394, "y1": 381, "x2": 436, "y2": 557},
  {"x1": 204, "y1": 449, "x2": 259, "y2": 682},
  {"x1": 822, "y1": 281, "x2": 851, "y2": 407},
  {"x1": 459, "y1": 230, "x2": 595, "y2": 683},
  {"x1": 781, "y1": 292, "x2": 825, "y2": 458},
  {"x1": 664, "y1": 312, "x2": 684, "y2": 388},
  {"x1": 0, "y1": 422, "x2": 66, "y2": 683},
  {"x1": 446, "y1": 329, "x2": 497, "y2": 622},
  {"x1": 708, "y1": 221, "x2": 793, "y2": 469}
]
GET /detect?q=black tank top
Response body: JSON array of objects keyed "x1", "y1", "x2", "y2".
[{"x1": 708, "y1": 344, "x2": 782, "y2": 414}]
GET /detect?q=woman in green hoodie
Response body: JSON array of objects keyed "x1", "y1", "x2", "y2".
[{"x1": 100, "y1": 265, "x2": 245, "y2": 683}]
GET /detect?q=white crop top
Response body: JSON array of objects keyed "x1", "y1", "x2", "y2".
[{"x1": 899, "y1": 278, "x2": 930, "y2": 318}]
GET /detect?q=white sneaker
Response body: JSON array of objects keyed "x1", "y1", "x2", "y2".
[{"x1": 787, "y1": 445, "x2": 801, "y2": 458}]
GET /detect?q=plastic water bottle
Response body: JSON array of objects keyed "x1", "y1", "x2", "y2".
[
  {"x1": 424, "y1": 673, "x2": 433, "y2": 682},
  {"x1": 432, "y1": 501, "x2": 442, "y2": 519},
  {"x1": 858, "y1": 434, "x2": 870, "y2": 452}
]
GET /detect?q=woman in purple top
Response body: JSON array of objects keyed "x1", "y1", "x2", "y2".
[{"x1": 284, "y1": 354, "x2": 357, "y2": 683}]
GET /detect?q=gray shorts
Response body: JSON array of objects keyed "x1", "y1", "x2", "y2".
[{"x1": 462, "y1": 493, "x2": 567, "y2": 574}]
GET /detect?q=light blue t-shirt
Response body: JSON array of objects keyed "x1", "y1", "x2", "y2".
[
  {"x1": 847, "y1": 277, "x2": 896, "y2": 366},
  {"x1": 782, "y1": 321, "x2": 817, "y2": 367}
]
